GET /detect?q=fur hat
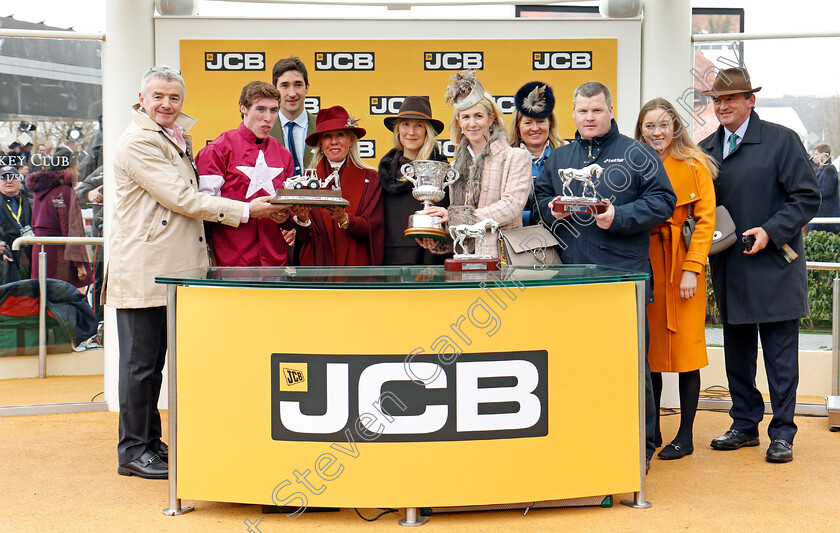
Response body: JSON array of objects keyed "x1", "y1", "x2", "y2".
[
  {"x1": 514, "y1": 81, "x2": 555, "y2": 120},
  {"x1": 444, "y1": 70, "x2": 487, "y2": 113}
]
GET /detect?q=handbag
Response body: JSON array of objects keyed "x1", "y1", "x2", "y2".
[
  {"x1": 500, "y1": 224, "x2": 562, "y2": 267},
  {"x1": 682, "y1": 203, "x2": 736, "y2": 255}
]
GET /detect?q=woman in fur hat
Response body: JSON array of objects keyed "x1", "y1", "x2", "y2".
[
  {"x1": 422, "y1": 71, "x2": 530, "y2": 258},
  {"x1": 25, "y1": 147, "x2": 92, "y2": 288},
  {"x1": 294, "y1": 105, "x2": 384, "y2": 266},
  {"x1": 509, "y1": 81, "x2": 566, "y2": 227},
  {"x1": 378, "y1": 96, "x2": 448, "y2": 265}
]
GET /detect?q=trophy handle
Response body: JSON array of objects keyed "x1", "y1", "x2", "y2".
[
  {"x1": 443, "y1": 168, "x2": 459, "y2": 188},
  {"x1": 399, "y1": 163, "x2": 416, "y2": 185}
]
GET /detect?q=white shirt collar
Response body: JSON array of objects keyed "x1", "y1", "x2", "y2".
[
  {"x1": 280, "y1": 111, "x2": 308, "y2": 130},
  {"x1": 725, "y1": 116, "x2": 750, "y2": 142}
]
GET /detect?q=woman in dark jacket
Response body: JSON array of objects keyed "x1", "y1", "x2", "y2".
[
  {"x1": 378, "y1": 96, "x2": 448, "y2": 265},
  {"x1": 25, "y1": 148, "x2": 92, "y2": 288}
]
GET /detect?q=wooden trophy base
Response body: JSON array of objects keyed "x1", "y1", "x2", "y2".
[
  {"x1": 444, "y1": 257, "x2": 501, "y2": 272},
  {"x1": 272, "y1": 189, "x2": 350, "y2": 207},
  {"x1": 404, "y1": 227, "x2": 448, "y2": 241},
  {"x1": 555, "y1": 197, "x2": 608, "y2": 215}
]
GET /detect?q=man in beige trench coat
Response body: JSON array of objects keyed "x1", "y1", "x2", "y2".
[{"x1": 105, "y1": 66, "x2": 287, "y2": 479}]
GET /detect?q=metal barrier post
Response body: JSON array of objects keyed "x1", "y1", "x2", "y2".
[
  {"x1": 38, "y1": 245, "x2": 47, "y2": 379},
  {"x1": 833, "y1": 275, "x2": 839, "y2": 396},
  {"x1": 11, "y1": 236, "x2": 105, "y2": 380}
]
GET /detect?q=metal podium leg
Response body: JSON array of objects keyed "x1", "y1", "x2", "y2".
[
  {"x1": 163, "y1": 285, "x2": 194, "y2": 516},
  {"x1": 621, "y1": 280, "x2": 651, "y2": 509},
  {"x1": 399, "y1": 507, "x2": 429, "y2": 526},
  {"x1": 38, "y1": 247, "x2": 47, "y2": 379}
]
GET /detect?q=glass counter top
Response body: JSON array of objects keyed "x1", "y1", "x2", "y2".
[{"x1": 156, "y1": 265, "x2": 647, "y2": 290}]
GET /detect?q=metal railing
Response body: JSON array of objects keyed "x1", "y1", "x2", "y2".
[{"x1": 11, "y1": 236, "x2": 104, "y2": 379}]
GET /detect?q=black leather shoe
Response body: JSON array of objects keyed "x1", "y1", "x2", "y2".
[
  {"x1": 657, "y1": 441, "x2": 694, "y2": 460},
  {"x1": 118, "y1": 450, "x2": 168, "y2": 479},
  {"x1": 710, "y1": 429, "x2": 759, "y2": 450},
  {"x1": 765, "y1": 439, "x2": 793, "y2": 463},
  {"x1": 149, "y1": 441, "x2": 168, "y2": 463}
]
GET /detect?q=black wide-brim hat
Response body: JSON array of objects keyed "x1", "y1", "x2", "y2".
[
  {"x1": 514, "y1": 81, "x2": 556, "y2": 120},
  {"x1": 383, "y1": 96, "x2": 445, "y2": 135}
]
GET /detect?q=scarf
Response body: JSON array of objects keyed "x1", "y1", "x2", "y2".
[{"x1": 450, "y1": 129, "x2": 506, "y2": 207}]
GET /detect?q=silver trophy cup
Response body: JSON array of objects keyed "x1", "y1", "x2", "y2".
[{"x1": 399, "y1": 160, "x2": 459, "y2": 240}]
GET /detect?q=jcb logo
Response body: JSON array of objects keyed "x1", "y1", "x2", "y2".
[
  {"x1": 283, "y1": 368, "x2": 305, "y2": 386},
  {"x1": 314, "y1": 52, "x2": 375, "y2": 71},
  {"x1": 303, "y1": 97, "x2": 321, "y2": 115},
  {"x1": 441, "y1": 140, "x2": 456, "y2": 158},
  {"x1": 533, "y1": 51, "x2": 592, "y2": 70},
  {"x1": 494, "y1": 96, "x2": 515, "y2": 115},
  {"x1": 205, "y1": 52, "x2": 265, "y2": 71},
  {"x1": 424, "y1": 52, "x2": 483, "y2": 71},
  {"x1": 270, "y1": 351, "x2": 548, "y2": 442},
  {"x1": 370, "y1": 96, "x2": 419, "y2": 115},
  {"x1": 358, "y1": 140, "x2": 376, "y2": 159}
]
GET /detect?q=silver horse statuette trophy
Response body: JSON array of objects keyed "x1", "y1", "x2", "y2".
[
  {"x1": 399, "y1": 160, "x2": 459, "y2": 240},
  {"x1": 553, "y1": 163, "x2": 607, "y2": 215},
  {"x1": 444, "y1": 218, "x2": 501, "y2": 273},
  {"x1": 272, "y1": 169, "x2": 349, "y2": 207}
]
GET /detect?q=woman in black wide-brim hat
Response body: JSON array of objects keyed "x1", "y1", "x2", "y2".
[
  {"x1": 378, "y1": 96, "x2": 449, "y2": 265},
  {"x1": 293, "y1": 105, "x2": 384, "y2": 266}
]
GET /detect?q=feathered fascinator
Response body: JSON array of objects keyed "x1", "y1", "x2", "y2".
[
  {"x1": 514, "y1": 81, "x2": 555, "y2": 120},
  {"x1": 444, "y1": 70, "x2": 486, "y2": 112}
]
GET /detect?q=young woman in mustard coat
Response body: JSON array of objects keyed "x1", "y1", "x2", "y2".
[{"x1": 635, "y1": 98, "x2": 718, "y2": 460}]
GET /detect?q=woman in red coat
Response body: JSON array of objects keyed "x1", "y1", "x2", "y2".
[
  {"x1": 25, "y1": 148, "x2": 92, "y2": 288},
  {"x1": 294, "y1": 106, "x2": 384, "y2": 266}
]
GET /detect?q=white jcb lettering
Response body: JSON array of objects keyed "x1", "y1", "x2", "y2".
[
  {"x1": 280, "y1": 363, "x2": 348, "y2": 433},
  {"x1": 358, "y1": 362, "x2": 447, "y2": 435},
  {"x1": 456, "y1": 360, "x2": 541, "y2": 432}
]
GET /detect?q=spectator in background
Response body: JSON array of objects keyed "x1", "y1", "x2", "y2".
[
  {"x1": 30, "y1": 144, "x2": 49, "y2": 172},
  {"x1": 76, "y1": 165, "x2": 104, "y2": 321},
  {"x1": 79, "y1": 127, "x2": 102, "y2": 181},
  {"x1": 0, "y1": 165, "x2": 33, "y2": 284},
  {"x1": 807, "y1": 144, "x2": 839, "y2": 233},
  {"x1": 25, "y1": 147, "x2": 92, "y2": 289}
]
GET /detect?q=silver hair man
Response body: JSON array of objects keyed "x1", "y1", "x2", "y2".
[{"x1": 140, "y1": 65, "x2": 185, "y2": 96}]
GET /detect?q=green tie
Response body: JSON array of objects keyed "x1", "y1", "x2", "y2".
[{"x1": 728, "y1": 132, "x2": 738, "y2": 155}]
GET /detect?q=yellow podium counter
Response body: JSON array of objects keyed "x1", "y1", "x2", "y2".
[{"x1": 156, "y1": 265, "x2": 650, "y2": 524}]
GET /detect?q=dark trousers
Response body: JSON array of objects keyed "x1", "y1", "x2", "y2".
[
  {"x1": 722, "y1": 319, "x2": 799, "y2": 443},
  {"x1": 117, "y1": 306, "x2": 167, "y2": 464}
]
